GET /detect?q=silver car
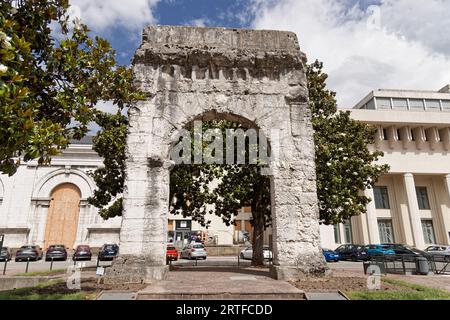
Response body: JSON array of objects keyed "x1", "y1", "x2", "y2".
[
  {"x1": 180, "y1": 243, "x2": 207, "y2": 260},
  {"x1": 425, "y1": 245, "x2": 450, "y2": 256},
  {"x1": 240, "y1": 246, "x2": 273, "y2": 260}
]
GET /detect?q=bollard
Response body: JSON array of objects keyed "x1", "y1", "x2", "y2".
[
  {"x1": 195, "y1": 258, "x2": 198, "y2": 267},
  {"x1": 96, "y1": 256, "x2": 100, "y2": 268},
  {"x1": 50, "y1": 257, "x2": 54, "y2": 271},
  {"x1": 237, "y1": 254, "x2": 240, "y2": 267},
  {"x1": 3, "y1": 260, "x2": 7, "y2": 275},
  {"x1": 25, "y1": 257, "x2": 30, "y2": 273}
]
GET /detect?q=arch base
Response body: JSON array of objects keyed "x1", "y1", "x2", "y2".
[{"x1": 104, "y1": 255, "x2": 169, "y2": 284}]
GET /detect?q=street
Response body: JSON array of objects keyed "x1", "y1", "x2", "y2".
[{"x1": 0, "y1": 258, "x2": 112, "y2": 276}]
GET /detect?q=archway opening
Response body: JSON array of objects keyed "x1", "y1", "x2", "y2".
[
  {"x1": 44, "y1": 183, "x2": 81, "y2": 250},
  {"x1": 167, "y1": 114, "x2": 273, "y2": 269}
]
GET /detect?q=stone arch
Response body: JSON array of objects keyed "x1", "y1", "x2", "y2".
[
  {"x1": 107, "y1": 26, "x2": 326, "y2": 284},
  {"x1": 32, "y1": 168, "x2": 95, "y2": 200}
]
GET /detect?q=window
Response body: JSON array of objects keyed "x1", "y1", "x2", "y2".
[
  {"x1": 383, "y1": 128, "x2": 388, "y2": 140},
  {"x1": 425, "y1": 99, "x2": 441, "y2": 112},
  {"x1": 374, "y1": 186, "x2": 390, "y2": 209},
  {"x1": 366, "y1": 99, "x2": 375, "y2": 110},
  {"x1": 409, "y1": 99, "x2": 425, "y2": 110},
  {"x1": 442, "y1": 100, "x2": 450, "y2": 112},
  {"x1": 343, "y1": 220, "x2": 353, "y2": 244},
  {"x1": 333, "y1": 225, "x2": 341, "y2": 244},
  {"x1": 421, "y1": 220, "x2": 436, "y2": 244},
  {"x1": 378, "y1": 219, "x2": 395, "y2": 243},
  {"x1": 392, "y1": 98, "x2": 408, "y2": 110},
  {"x1": 376, "y1": 98, "x2": 392, "y2": 109},
  {"x1": 415, "y1": 187, "x2": 431, "y2": 210}
]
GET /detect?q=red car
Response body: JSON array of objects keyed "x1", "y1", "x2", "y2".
[{"x1": 166, "y1": 244, "x2": 178, "y2": 263}]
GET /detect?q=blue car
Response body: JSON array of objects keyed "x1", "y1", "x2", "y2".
[
  {"x1": 364, "y1": 244, "x2": 396, "y2": 257},
  {"x1": 322, "y1": 249, "x2": 340, "y2": 262}
]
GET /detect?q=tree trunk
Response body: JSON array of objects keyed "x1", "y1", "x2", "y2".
[{"x1": 251, "y1": 206, "x2": 265, "y2": 267}]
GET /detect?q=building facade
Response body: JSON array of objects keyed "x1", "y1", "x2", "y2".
[
  {"x1": 321, "y1": 85, "x2": 450, "y2": 250},
  {"x1": 1, "y1": 85, "x2": 450, "y2": 251}
]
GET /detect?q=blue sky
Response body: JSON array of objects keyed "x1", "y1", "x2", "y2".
[
  {"x1": 69, "y1": 0, "x2": 450, "y2": 108},
  {"x1": 99, "y1": 0, "x2": 259, "y2": 66}
]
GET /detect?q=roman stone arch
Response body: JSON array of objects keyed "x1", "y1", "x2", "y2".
[{"x1": 106, "y1": 26, "x2": 326, "y2": 283}]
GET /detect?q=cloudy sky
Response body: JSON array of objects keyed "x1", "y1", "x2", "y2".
[{"x1": 69, "y1": 0, "x2": 450, "y2": 109}]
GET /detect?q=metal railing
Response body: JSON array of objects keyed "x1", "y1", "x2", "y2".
[{"x1": 365, "y1": 254, "x2": 450, "y2": 275}]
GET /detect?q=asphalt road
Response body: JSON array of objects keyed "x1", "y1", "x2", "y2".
[
  {"x1": 1, "y1": 258, "x2": 112, "y2": 276},
  {"x1": 0, "y1": 255, "x2": 364, "y2": 276}
]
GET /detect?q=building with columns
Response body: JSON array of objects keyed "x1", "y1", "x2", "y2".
[{"x1": 321, "y1": 85, "x2": 450, "y2": 250}]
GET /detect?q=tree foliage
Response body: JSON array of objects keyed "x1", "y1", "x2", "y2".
[
  {"x1": 0, "y1": 0, "x2": 141, "y2": 175},
  {"x1": 307, "y1": 60, "x2": 389, "y2": 225}
]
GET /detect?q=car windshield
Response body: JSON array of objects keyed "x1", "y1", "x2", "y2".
[
  {"x1": 49, "y1": 245, "x2": 64, "y2": 249},
  {"x1": 193, "y1": 245, "x2": 204, "y2": 249},
  {"x1": 104, "y1": 245, "x2": 116, "y2": 250},
  {"x1": 21, "y1": 246, "x2": 35, "y2": 249},
  {"x1": 77, "y1": 246, "x2": 90, "y2": 251},
  {"x1": 167, "y1": 246, "x2": 176, "y2": 251},
  {"x1": 1, "y1": 248, "x2": 7, "y2": 253},
  {"x1": 403, "y1": 245, "x2": 425, "y2": 254}
]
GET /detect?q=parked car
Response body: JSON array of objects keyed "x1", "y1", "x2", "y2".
[
  {"x1": 239, "y1": 246, "x2": 273, "y2": 261},
  {"x1": 382, "y1": 244, "x2": 429, "y2": 258},
  {"x1": 72, "y1": 245, "x2": 92, "y2": 261},
  {"x1": 98, "y1": 244, "x2": 119, "y2": 261},
  {"x1": 334, "y1": 244, "x2": 368, "y2": 261},
  {"x1": 0, "y1": 247, "x2": 12, "y2": 262},
  {"x1": 166, "y1": 244, "x2": 179, "y2": 262},
  {"x1": 45, "y1": 245, "x2": 68, "y2": 261},
  {"x1": 15, "y1": 245, "x2": 43, "y2": 262},
  {"x1": 424, "y1": 245, "x2": 450, "y2": 256},
  {"x1": 322, "y1": 249, "x2": 340, "y2": 262},
  {"x1": 364, "y1": 244, "x2": 396, "y2": 257},
  {"x1": 180, "y1": 243, "x2": 207, "y2": 260}
]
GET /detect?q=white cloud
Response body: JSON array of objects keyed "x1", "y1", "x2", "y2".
[
  {"x1": 250, "y1": 0, "x2": 450, "y2": 108},
  {"x1": 69, "y1": 0, "x2": 160, "y2": 33},
  {"x1": 187, "y1": 18, "x2": 210, "y2": 27}
]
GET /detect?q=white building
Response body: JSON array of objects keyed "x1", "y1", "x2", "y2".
[
  {"x1": 0, "y1": 137, "x2": 122, "y2": 249},
  {"x1": 321, "y1": 85, "x2": 450, "y2": 250},
  {"x1": 1, "y1": 85, "x2": 450, "y2": 251}
]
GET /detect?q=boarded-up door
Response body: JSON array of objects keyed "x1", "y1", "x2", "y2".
[{"x1": 44, "y1": 183, "x2": 81, "y2": 250}]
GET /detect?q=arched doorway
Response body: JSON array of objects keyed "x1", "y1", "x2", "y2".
[{"x1": 44, "y1": 183, "x2": 81, "y2": 250}]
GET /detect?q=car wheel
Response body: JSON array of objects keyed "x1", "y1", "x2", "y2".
[
  {"x1": 240, "y1": 253, "x2": 244, "y2": 259},
  {"x1": 351, "y1": 255, "x2": 357, "y2": 262}
]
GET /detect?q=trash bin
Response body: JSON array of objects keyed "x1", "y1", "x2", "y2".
[{"x1": 415, "y1": 257, "x2": 430, "y2": 275}]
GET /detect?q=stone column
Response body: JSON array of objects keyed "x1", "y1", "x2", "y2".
[
  {"x1": 403, "y1": 173, "x2": 425, "y2": 248},
  {"x1": 445, "y1": 174, "x2": 450, "y2": 200},
  {"x1": 443, "y1": 174, "x2": 450, "y2": 244},
  {"x1": 363, "y1": 188, "x2": 381, "y2": 244},
  {"x1": 105, "y1": 145, "x2": 171, "y2": 283}
]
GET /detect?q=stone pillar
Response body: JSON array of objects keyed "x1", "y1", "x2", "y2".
[
  {"x1": 363, "y1": 188, "x2": 381, "y2": 244},
  {"x1": 403, "y1": 173, "x2": 425, "y2": 248},
  {"x1": 445, "y1": 174, "x2": 450, "y2": 200},
  {"x1": 443, "y1": 174, "x2": 450, "y2": 244},
  {"x1": 104, "y1": 155, "x2": 171, "y2": 284}
]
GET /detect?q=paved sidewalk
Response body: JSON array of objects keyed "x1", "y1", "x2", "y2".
[{"x1": 137, "y1": 266, "x2": 305, "y2": 300}]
